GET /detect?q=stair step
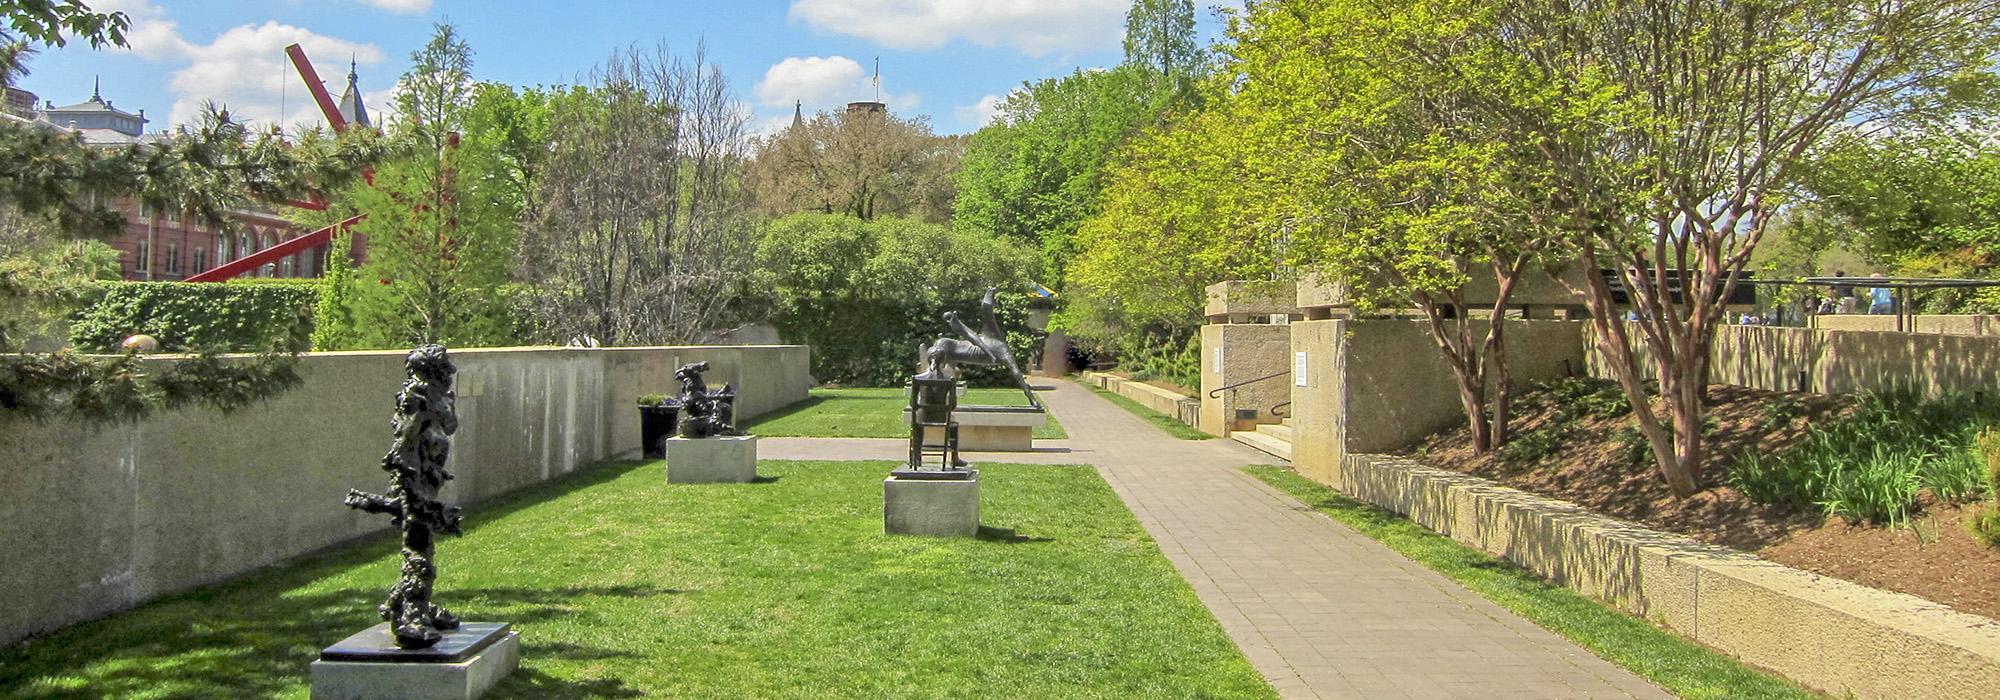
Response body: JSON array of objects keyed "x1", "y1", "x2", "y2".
[
  {"x1": 1256, "y1": 423, "x2": 1294, "y2": 442},
  {"x1": 1281, "y1": 417, "x2": 1295, "y2": 428},
  {"x1": 1231, "y1": 430, "x2": 1292, "y2": 462}
]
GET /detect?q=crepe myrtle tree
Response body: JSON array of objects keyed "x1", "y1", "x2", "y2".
[{"x1": 1377, "y1": 0, "x2": 2000, "y2": 494}]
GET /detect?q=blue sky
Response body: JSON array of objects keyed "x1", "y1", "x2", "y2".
[{"x1": 26, "y1": 0, "x2": 1231, "y2": 136}]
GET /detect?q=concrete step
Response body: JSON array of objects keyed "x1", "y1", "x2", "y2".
[
  {"x1": 1256, "y1": 423, "x2": 1294, "y2": 442},
  {"x1": 1281, "y1": 417, "x2": 1294, "y2": 429},
  {"x1": 1231, "y1": 429, "x2": 1292, "y2": 462}
]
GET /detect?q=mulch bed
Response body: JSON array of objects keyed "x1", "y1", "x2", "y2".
[{"x1": 1408, "y1": 383, "x2": 2000, "y2": 621}]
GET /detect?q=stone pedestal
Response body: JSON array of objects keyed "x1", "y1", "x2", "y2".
[
  {"x1": 310, "y1": 622, "x2": 520, "y2": 700},
  {"x1": 665, "y1": 435, "x2": 758, "y2": 483},
  {"x1": 902, "y1": 406, "x2": 1045, "y2": 451},
  {"x1": 884, "y1": 471, "x2": 980, "y2": 537}
]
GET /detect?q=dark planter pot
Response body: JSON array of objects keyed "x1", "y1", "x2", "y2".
[{"x1": 639, "y1": 404, "x2": 679, "y2": 459}]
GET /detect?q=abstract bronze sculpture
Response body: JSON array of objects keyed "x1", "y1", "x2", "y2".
[
  {"x1": 344, "y1": 344, "x2": 464, "y2": 650},
  {"x1": 674, "y1": 361, "x2": 740, "y2": 439},
  {"x1": 920, "y1": 286, "x2": 1041, "y2": 409}
]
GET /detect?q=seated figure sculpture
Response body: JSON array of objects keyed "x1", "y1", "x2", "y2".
[
  {"x1": 921, "y1": 286, "x2": 1042, "y2": 409},
  {"x1": 674, "y1": 361, "x2": 740, "y2": 438}
]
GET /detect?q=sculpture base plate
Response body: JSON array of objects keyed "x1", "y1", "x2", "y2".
[
  {"x1": 889, "y1": 467, "x2": 977, "y2": 481},
  {"x1": 885, "y1": 470, "x2": 980, "y2": 537},
  {"x1": 312, "y1": 623, "x2": 519, "y2": 700}
]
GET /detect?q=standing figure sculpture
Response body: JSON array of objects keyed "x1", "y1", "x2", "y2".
[
  {"x1": 343, "y1": 344, "x2": 464, "y2": 650},
  {"x1": 674, "y1": 361, "x2": 740, "y2": 438},
  {"x1": 921, "y1": 286, "x2": 1041, "y2": 409}
]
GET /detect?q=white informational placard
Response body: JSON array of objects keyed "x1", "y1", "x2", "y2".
[
  {"x1": 1293, "y1": 351, "x2": 1308, "y2": 387},
  {"x1": 1212, "y1": 346, "x2": 1223, "y2": 374}
]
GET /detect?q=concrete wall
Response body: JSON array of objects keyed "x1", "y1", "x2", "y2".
[
  {"x1": 0, "y1": 344, "x2": 808, "y2": 646},
  {"x1": 1080, "y1": 372, "x2": 1200, "y2": 427},
  {"x1": 1814, "y1": 314, "x2": 2000, "y2": 336},
  {"x1": 1204, "y1": 280, "x2": 1298, "y2": 323},
  {"x1": 1332, "y1": 454, "x2": 2000, "y2": 700},
  {"x1": 1587, "y1": 324, "x2": 2000, "y2": 396},
  {"x1": 1199, "y1": 324, "x2": 1293, "y2": 435},
  {"x1": 1289, "y1": 320, "x2": 1586, "y2": 485}
]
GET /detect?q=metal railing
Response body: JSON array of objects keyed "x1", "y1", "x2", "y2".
[
  {"x1": 1270, "y1": 400, "x2": 1292, "y2": 417},
  {"x1": 1208, "y1": 370, "x2": 1288, "y2": 398}
]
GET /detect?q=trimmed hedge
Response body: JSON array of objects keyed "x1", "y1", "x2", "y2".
[{"x1": 69, "y1": 280, "x2": 318, "y2": 353}]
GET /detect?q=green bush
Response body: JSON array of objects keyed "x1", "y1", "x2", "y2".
[
  {"x1": 1123, "y1": 334, "x2": 1200, "y2": 392},
  {"x1": 69, "y1": 280, "x2": 317, "y2": 353},
  {"x1": 1728, "y1": 390, "x2": 2000, "y2": 526}
]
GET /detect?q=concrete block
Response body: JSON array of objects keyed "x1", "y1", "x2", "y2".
[
  {"x1": 905, "y1": 408, "x2": 1046, "y2": 452},
  {"x1": 310, "y1": 630, "x2": 520, "y2": 700},
  {"x1": 884, "y1": 472, "x2": 980, "y2": 537},
  {"x1": 665, "y1": 435, "x2": 758, "y2": 484}
]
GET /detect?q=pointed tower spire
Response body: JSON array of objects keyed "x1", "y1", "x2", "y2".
[
  {"x1": 792, "y1": 100, "x2": 803, "y2": 129},
  {"x1": 91, "y1": 75, "x2": 102, "y2": 102},
  {"x1": 336, "y1": 59, "x2": 371, "y2": 128}
]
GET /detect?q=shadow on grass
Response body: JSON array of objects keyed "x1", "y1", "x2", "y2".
[
  {"x1": 750, "y1": 475, "x2": 784, "y2": 484},
  {"x1": 976, "y1": 526, "x2": 1055, "y2": 544},
  {"x1": 739, "y1": 394, "x2": 832, "y2": 431},
  {"x1": 0, "y1": 584, "x2": 675, "y2": 700}
]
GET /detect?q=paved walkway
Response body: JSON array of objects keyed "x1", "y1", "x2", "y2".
[{"x1": 780, "y1": 380, "x2": 1672, "y2": 699}]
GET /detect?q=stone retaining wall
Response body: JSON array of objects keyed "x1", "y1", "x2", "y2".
[
  {"x1": 0, "y1": 345, "x2": 809, "y2": 646},
  {"x1": 1329, "y1": 453, "x2": 2000, "y2": 700},
  {"x1": 1586, "y1": 323, "x2": 2000, "y2": 396},
  {"x1": 1080, "y1": 371, "x2": 1200, "y2": 427}
]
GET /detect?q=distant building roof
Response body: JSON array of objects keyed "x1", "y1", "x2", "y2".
[
  {"x1": 336, "y1": 60, "x2": 370, "y2": 128},
  {"x1": 41, "y1": 77, "x2": 147, "y2": 137}
]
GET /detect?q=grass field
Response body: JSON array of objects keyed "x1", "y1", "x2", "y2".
[
  {"x1": 744, "y1": 387, "x2": 1067, "y2": 439},
  {"x1": 1084, "y1": 385, "x2": 1211, "y2": 440},
  {"x1": 1246, "y1": 466, "x2": 1817, "y2": 700},
  {"x1": 0, "y1": 460, "x2": 1267, "y2": 699}
]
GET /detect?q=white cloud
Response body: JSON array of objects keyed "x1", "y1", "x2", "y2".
[
  {"x1": 92, "y1": 0, "x2": 387, "y2": 131},
  {"x1": 752, "y1": 55, "x2": 919, "y2": 116},
  {"x1": 356, "y1": 0, "x2": 433, "y2": 13},
  {"x1": 787, "y1": 0, "x2": 1129, "y2": 57},
  {"x1": 953, "y1": 93, "x2": 1005, "y2": 130}
]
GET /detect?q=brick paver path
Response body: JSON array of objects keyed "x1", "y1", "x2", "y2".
[{"x1": 774, "y1": 379, "x2": 1673, "y2": 699}]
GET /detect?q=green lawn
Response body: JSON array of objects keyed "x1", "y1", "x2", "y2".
[
  {"x1": 1084, "y1": 384, "x2": 1211, "y2": 440},
  {"x1": 1246, "y1": 467, "x2": 1818, "y2": 700},
  {"x1": 744, "y1": 387, "x2": 1067, "y2": 439},
  {"x1": 0, "y1": 460, "x2": 1268, "y2": 699}
]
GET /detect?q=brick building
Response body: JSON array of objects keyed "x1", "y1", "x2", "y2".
[{"x1": 13, "y1": 74, "x2": 374, "y2": 281}]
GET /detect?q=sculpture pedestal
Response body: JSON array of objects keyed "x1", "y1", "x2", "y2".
[
  {"x1": 666, "y1": 435, "x2": 758, "y2": 483},
  {"x1": 903, "y1": 405, "x2": 1045, "y2": 451},
  {"x1": 884, "y1": 470, "x2": 980, "y2": 537},
  {"x1": 310, "y1": 623, "x2": 519, "y2": 700}
]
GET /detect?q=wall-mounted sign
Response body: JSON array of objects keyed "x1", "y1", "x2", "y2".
[
  {"x1": 1213, "y1": 346, "x2": 1224, "y2": 374},
  {"x1": 1294, "y1": 352, "x2": 1308, "y2": 387}
]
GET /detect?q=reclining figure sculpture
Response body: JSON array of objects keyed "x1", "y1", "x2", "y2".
[
  {"x1": 920, "y1": 286, "x2": 1041, "y2": 409},
  {"x1": 674, "y1": 361, "x2": 741, "y2": 438}
]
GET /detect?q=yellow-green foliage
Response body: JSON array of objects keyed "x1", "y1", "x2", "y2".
[{"x1": 1969, "y1": 430, "x2": 2000, "y2": 547}]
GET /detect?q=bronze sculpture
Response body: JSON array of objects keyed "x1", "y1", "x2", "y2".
[
  {"x1": 920, "y1": 286, "x2": 1041, "y2": 409},
  {"x1": 343, "y1": 344, "x2": 464, "y2": 650},
  {"x1": 674, "y1": 361, "x2": 740, "y2": 438}
]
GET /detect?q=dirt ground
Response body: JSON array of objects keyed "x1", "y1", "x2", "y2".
[{"x1": 1409, "y1": 383, "x2": 2000, "y2": 621}]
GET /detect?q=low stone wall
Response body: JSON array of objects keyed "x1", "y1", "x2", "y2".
[
  {"x1": 1813, "y1": 314, "x2": 2000, "y2": 336},
  {"x1": 1080, "y1": 372, "x2": 1200, "y2": 427},
  {"x1": 0, "y1": 344, "x2": 809, "y2": 647},
  {"x1": 1586, "y1": 323, "x2": 2000, "y2": 396},
  {"x1": 1328, "y1": 453, "x2": 2000, "y2": 700}
]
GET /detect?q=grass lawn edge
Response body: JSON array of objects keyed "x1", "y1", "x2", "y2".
[
  {"x1": 1244, "y1": 466, "x2": 1820, "y2": 700},
  {"x1": 1082, "y1": 384, "x2": 1211, "y2": 440}
]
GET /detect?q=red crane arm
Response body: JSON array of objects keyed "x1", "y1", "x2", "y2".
[
  {"x1": 285, "y1": 44, "x2": 347, "y2": 133},
  {"x1": 183, "y1": 215, "x2": 361, "y2": 283}
]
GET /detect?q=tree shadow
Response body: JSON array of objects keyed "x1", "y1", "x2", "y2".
[
  {"x1": 976, "y1": 526, "x2": 1054, "y2": 544},
  {"x1": 738, "y1": 395, "x2": 830, "y2": 430},
  {"x1": 750, "y1": 475, "x2": 783, "y2": 484}
]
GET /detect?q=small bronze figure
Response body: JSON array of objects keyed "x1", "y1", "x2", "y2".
[
  {"x1": 920, "y1": 286, "x2": 1041, "y2": 409},
  {"x1": 344, "y1": 344, "x2": 464, "y2": 650},
  {"x1": 674, "y1": 361, "x2": 740, "y2": 438}
]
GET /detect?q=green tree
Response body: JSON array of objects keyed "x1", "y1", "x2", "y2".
[
  {"x1": 315, "y1": 22, "x2": 518, "y2": 349},
  {"x1": 1379, "y1": 0, "x2": 2000, "y2": 494},
  {"x1": 1122, "y1": 0, "x2": 1204, "y2": 103}
]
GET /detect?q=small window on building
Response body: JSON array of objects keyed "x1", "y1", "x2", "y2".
[
  {"x1": 280, "y1": 257, "x2": 295, "y2": 277},
  {"x1": 194, "y1": 247, "x2": 207, "y2": 273},
  {"x1": 165, "y1": 243, "x2": 180, "y2": 274},
  {"x1": 216, "y1": 233, "x2": 229, "y2": 262},
  {"x1": 135, "y1": 240, "x2": 151, "y2": 271}
]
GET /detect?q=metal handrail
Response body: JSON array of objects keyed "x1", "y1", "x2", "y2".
[
  {"x1": 1270, "y1": 401, "x2": 1293, "y2": 417},
  {"x1": 1208, "y1": 370, "x2": 1289, "y2": 398}
]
